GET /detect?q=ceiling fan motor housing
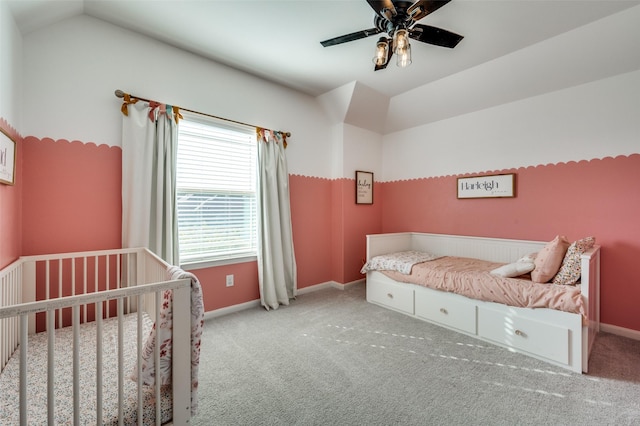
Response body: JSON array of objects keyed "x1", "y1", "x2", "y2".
[{"x1": 375, "y1": 2, "x2": 416, "y2": 37}]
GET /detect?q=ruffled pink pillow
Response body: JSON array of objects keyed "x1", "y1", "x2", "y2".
[
  {"x1": 552, "y1": 236, "x2": 596, "y2": 285},
  {"x1": 531, "y1": 235, "x2": 570, "y2": 283}
]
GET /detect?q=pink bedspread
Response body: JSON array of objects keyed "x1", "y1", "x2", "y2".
[{"x1": 380, "y1": 256, "x2": 585, "y2": 317}]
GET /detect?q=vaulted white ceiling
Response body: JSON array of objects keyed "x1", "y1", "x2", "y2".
[{"x1": 7, "y1": 0, "x2": 640, "y2": 133}]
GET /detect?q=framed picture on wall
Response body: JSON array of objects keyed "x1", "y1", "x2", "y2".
[
  {"x1": 356, "y1": 170, "x2": 374, "y2": 204},
  {"x1": 457, "y1": 173, "x2": 515, "y2": 199},
  {"x1": 0, "y1": 128, "x2": 16, "y2": 185}
]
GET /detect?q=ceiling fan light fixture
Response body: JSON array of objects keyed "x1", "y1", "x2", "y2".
[
  {"x1": 396, "y1": 43, "x2": 412, "y2": 68},
  {"x1": 372, "y1": 37, "x2": 389, "y2": 66},
  {"x1": 393, "y1": 28, "x2": 411, "y2": 68},
  {"x1": 392, "y1": 28, "x2": 410, "y2": 54}
]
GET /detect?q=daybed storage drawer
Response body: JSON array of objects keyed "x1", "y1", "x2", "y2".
[
  {"x1": 414, "y1": 288, "x2": 477, "y2": 334},
  {"x1": 367, "y1": 278, "x2": 414, "y2": 315},
  {"x1": 477, "y1": 307, "x2": 569, "y2": 365}
]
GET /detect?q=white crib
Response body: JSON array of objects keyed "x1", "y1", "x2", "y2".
[{"x1": 0, "y1": 248, "x2": 193, "y2": 425}]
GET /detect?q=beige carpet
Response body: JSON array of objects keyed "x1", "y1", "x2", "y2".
[{"x1": 193, "y1": 284, "x2": 640, "y2": 425}]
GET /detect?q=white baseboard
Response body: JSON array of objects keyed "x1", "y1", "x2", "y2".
[
  {"x1": 600, "y1": 323, "x2": 640, "y2": 341},
  {"x1": 295, "y1": 281, "x2": 335, "y2": 295},
  {"x1": 330, "y1": 278, "x2": 365, "y2": 290},
  {"x1": 296, "y1": 279, "x2": 365, "y2": 294},
  {"x1": 203, "y1": 299, "x2": 261, "y2": 321},
  {"x1": 204, "y1": 279, "x2": 366, "y2": 320}
]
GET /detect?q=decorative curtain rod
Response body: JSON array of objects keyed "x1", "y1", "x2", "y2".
[{"x1": 114, "y1": 89, "x2": 291, "y2": 138}]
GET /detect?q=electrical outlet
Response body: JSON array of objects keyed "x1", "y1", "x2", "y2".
[{"x1": 226, "y1": 274, "x2": 234, "y2": 287}]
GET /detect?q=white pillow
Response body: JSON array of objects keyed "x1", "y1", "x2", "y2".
[
  {"x1": 490, "y1": 261, "x2": 535, "y2": 278},
  {"x1": 518, "y1": 252, "x2": 538, "y2": 263}
]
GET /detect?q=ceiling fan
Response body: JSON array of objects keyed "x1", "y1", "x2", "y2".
[{"x1": 320, "y1": 0, "x2": 463, "y2": 71}]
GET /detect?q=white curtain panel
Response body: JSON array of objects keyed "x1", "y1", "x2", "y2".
[
  {"x1": 121, "y1": 102, "x2": 179, "y2": 264},
  {"x1": 257, "y1": 130, "x2": 297, "y2": 310}
]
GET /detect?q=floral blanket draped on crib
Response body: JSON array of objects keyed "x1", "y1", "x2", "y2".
[{"x1": 133, "y1": 266, "x2": 205, "y2": 416}]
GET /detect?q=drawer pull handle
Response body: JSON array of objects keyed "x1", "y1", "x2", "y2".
[
  {"x1": 387, "y1": 293, "x2": 394, "y2": 299},
  {"x1": 515, "y1": 329, "x2": 526, "y2": 337},
  {"x1": 440, "y1": 308, "x2": 448, "y2": 315}
]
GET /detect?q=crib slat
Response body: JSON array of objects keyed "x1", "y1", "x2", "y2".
[
  {"x1": 47, "y1": 310, "x2": 55, "y2": 425},
  {"x1": 96, "y1": 301, "x2": 103, "y2": 425},
  {"x1": 137, "y1": 296, "x2": 143, "y2": 426},
  {"x1": 58, "y1": 259, "x2": 62, "y2": 327},
  {"x1": 73, "y1": 304, "x2": 80, "y2": 425},
  {"x1": 46, "y1": 259, "x2": 50, "y2": 309},
  {"x1": 95, "y1": 255, "x2": 103, "y2": 319},
  {"x1": 106, "y1": 254, "x2": 110, "y2": 291},
  {"x1": 71, "y1": 257, "x2": 76, "y2": 297},
  {"x1": 117, "y1": 254, "x2": 121, "y2": 289},
  {"x1": 83, "y1": 257, "x2": 88, "y2": 322},
  {"x1": 1, "y1": 274, "x2": 7, "y2": 368},
  {"x1": 118, "y1": 297, "x2": 124, "y2": 425},
  {"x1": 155, "y1": 290, "x2": 162, "y2": 425},
  {"x1": 20, "y1": 314, "x2": 28, "y2": 426},
  {"x1": 1, "y1": 275, "x2": 4, "y2": 366}
]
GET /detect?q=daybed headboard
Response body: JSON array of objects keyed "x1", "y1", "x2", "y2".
[{"x1": 366, "y1": 232, "x2": 546, "y2": 263}]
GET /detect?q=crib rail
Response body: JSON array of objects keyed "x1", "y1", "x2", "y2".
[
  {"x1": 19, "y1": 247, "x2": 168, "y2": 334},
  {"x1": 0, "y1": 248, "x2": 192, "y2": 425}
]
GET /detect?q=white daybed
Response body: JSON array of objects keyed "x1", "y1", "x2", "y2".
[
  {"x1": 364, "y1": 232, "x2": 600, "y2": 373},
  {"x1": 0, "y1": 248, "x2": 203, "y2": 425}
]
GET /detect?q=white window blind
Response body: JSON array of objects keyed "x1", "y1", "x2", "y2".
[{"x1": 176, "y1": 113, "x2": 257, "y2": 266}]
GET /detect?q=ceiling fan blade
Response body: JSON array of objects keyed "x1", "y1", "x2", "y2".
[
  {"x1": 320, "y1": 27, "x2": 381, "y2": 47},
  {"x1": 409, "y1": 24, "x2": 463, "y2": 48},
  {"x1": 407, "y1": 0, "x2": 451, "y2": 21},
  {"x1": 366, "y1": 0, "x2": 397, "y2": 20}
]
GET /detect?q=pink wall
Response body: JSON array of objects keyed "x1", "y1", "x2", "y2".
[
  {"x1": 192, "y1": 261, "x2": 259, "y2": 312},
  {"x1": 0, "y1": 120, "x2": 21, "y2": 269},
  {"x1": 381, "y1": 155, "x2": 640, "y2": 332},
  {"x1": 21, "y1": 137, "x2": 122, "y2": 255},
  {"x1": 289, "y1": 175, "x2": 333, "y2": 287},
  {"x1": 328, "y1": 179, "x2": 383, "y2": 284},
  {"x1": 290, "y1": 176, "x2": 383, "y2": 287},
  {"x1": 342, "y1": 179, "x2": 382, "y2": 283},
  {"x1": 10, "y1": 134, "x2": 640, "y2": 332},
  {"x1": 330, "y1": 179, "x2": 350, "y2": 283}
]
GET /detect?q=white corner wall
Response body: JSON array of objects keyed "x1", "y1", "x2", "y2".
[
  {"x1": 342, "y1": 124, "x2": 383, "y2": 179},
  {"x1": 328, "y1": 123, "x2": 383, "y2": 180},
  {"x1": 381, "y1": 69, "x2": 640, "y2": 181}
]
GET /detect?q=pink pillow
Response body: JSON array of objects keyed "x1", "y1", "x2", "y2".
[{"x1": 531, "y1": 235, "x2": 570, "y2": 283}]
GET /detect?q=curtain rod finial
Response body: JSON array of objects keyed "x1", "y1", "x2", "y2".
[{"x1": 115, "y1": 89, "x2": 125, "y2": 98}]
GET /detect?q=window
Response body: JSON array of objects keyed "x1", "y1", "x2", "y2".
[{"x1": 176, "y1": 113, "x2": 257, "y2": 266}]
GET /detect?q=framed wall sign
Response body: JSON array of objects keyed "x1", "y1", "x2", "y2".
[
  {"x1": 0, "y1": 128, "x2": 16, "y2": 185},
  {"x1": 356, "y1": 170, "x2": 373, "y2": 204},
  {"x1": 457, "y1": 173, "x2": 515, "y2": 199}
]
